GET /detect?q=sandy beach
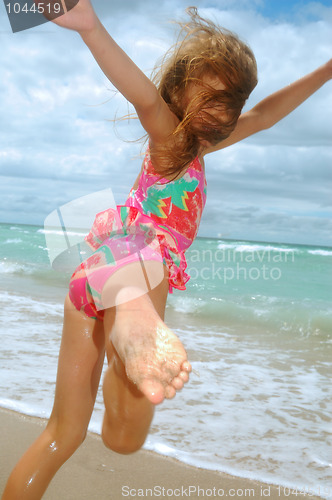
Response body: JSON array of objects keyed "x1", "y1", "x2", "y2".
[{"x1": 0, "y1": 408, "x2": 321, "y2": 500}]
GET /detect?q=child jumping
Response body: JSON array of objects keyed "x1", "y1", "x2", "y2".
[{"x1": 2, "y1": 1, "x2": 331, "y2": 498}]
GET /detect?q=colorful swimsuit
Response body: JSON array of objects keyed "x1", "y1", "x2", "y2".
[{"x1": 69, "y1": 148, "x2": 207, "y2": 319}]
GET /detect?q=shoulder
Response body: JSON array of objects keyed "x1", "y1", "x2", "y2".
[
  {"x1": 201, "y1": 109, "x2": 265, "y2": 156},
  {"x1": 197, "y1": 154, "x2": 205, "y2": 170}
]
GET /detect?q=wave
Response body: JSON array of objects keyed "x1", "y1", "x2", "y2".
[
  {"x1": 215, "y1": 240, "x2": 332, "y2": 258},
  {"x1": 0, "y1": 260, "x2": 35, "y2": 275},
  {"x1": 0, "y1": 399, "x2": 50, "y2": 420},
  {"x1": 308, "y1": 249, "x2": 332, "y2": 257},
  {"x1": 167, "y1": 293, "x2": 332, "y2": 339},
  {"x1": 1, "y1": 238, "x2": 23, "y2": 245},
  {"x1": 37, "y1": 228, "x2": 87, "y2": 237},
  {"x1": 217, "y1": 242, "x2": 300, "y2": 254},
  {"x1": 0, "y1": 291, "x2": 64, "y2": 316}
]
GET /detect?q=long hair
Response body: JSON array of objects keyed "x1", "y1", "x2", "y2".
[{"x1": 151, "y1": 7, "x2": 258, "y2": 179}]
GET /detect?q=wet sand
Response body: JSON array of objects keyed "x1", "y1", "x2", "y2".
[{"x1": 0, "y1": 408, "x2": 320, "y2": 499}]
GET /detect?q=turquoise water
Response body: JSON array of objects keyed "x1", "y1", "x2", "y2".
[
  {"x1": 181, "y1": 237, "x2": 332, "y2": 338},
  {"x1": 0, "y1": 222, "x2": 331, "y2": 497}
]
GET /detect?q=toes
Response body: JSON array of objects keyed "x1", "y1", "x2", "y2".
[
  {"x1": 166, "y1": 358, "x2": 183, "y2": 378},
  {"x1": 170, "y1": 376, "x2": 184, "y2": 391},
  {"x1": 139, "y1": 379, "x2": 165, "y2": 405},
  {"x1": 181, "y1": 361, "x2": 192, "y2": 373},
  {"x1": 165, "y1": 385, "x2": 176, "y2": 399},
  {"x1": 178, "y1": 370, "x2": 189, "y2": 384},
  {"x1": 169, "y1": 369, "x2": 190, "y2": 391},
  {"x1": 139, "y1": 375, "x2": 184, "y2": 404}
]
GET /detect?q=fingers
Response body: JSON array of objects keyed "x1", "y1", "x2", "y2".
[{"x1": 34, "y1": 0, "x2": 80, "y2": 23}]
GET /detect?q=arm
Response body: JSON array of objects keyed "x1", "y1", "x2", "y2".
[
  {"x1": 49, "y1": 0, "x2": 178, "y2": 142},
  {"x1": 79, "y1": 20, "x2": 178, "y2": 139},
  {"x1": 204, "y1": 59, "x2": 332, "y2": 155}
]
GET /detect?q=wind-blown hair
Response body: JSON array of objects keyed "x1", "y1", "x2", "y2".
[{"x1": 151, "y1": 6, "x2": 258, "y2": 179}]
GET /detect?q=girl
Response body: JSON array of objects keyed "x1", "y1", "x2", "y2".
[{"x1": 2, "y1": 1, "x2": 331, "y2": 498}]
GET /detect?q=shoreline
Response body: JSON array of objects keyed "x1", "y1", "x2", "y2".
[{"x1": 0, "y1": 408, "x2": 322, "y2": 500}]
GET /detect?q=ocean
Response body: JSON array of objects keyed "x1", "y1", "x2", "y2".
[{"x1": 0, "y1": 221, "x2": 331, "y2": 498}]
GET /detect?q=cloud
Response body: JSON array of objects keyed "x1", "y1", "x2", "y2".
[{"x1": 0, "y1": 0, "x2": 331, "y2": 245}]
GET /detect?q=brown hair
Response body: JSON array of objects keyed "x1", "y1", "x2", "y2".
[{"x1": 150, "y1": 6, "x2": 258, "y2": 179}]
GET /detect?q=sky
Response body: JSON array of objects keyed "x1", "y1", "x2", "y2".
[{"x1": 0, "y1": 0, "x2": 331, "y2": 245}]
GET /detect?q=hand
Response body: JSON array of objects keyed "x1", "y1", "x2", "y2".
[{"x1": 36, "y1": 0, "x2": 98, "y2": 34}]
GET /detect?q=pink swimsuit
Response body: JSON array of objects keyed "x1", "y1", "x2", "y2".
[{"x1": 69, "y1": 148, "x2": 207, "y2": 319}]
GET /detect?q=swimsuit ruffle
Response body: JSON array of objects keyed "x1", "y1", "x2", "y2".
[{"x1": 84, "y1": 205, "x2": 190, "y2": 293}]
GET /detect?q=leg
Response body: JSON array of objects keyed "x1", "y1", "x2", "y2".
[
  {"x1": 101, "y1": 274, "x2": 191, "y2": 454},
  {"x1": 102, "y1": 341, "x2": 155, "y2": 454},
  {"x1": 2, "y1": 295, "x2": 105, "y2": 500}
]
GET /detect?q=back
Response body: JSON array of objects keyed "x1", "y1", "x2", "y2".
[{"x1": 125, "y1": 148, "x2": 207, "y2": 252}]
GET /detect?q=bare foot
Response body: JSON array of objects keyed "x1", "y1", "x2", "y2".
[{"x1": 111, "y1": 294, "x2": 191, "y2": 405}]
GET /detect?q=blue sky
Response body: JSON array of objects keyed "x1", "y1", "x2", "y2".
[
  {"x1": 0, "y1": 0, "x2": 331, "y2": 245},
  {"x1": 259, "y1": 0, "x2": 332, "y2": 20}
]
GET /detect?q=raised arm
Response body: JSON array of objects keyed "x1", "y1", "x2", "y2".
[
  {"x1": 48, "y1": 0, "x2": 178, "y2": 142},
  {"x1": 204, "y1": 58, "x2": 332, "y2": 155}
]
